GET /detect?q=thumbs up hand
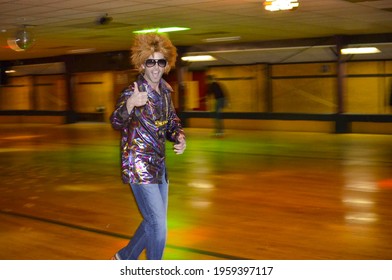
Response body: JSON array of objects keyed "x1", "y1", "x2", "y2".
[{"x1": 126, "y1": 82, "x2": 148, "y2": 113}]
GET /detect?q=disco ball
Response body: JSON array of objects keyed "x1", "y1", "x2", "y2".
[
  {"x1": 15, "y1": 29, "x2": 34, "y2": 50},
  {"x1": 7, "y1": 27, "x2": 35, "y2": 52}
]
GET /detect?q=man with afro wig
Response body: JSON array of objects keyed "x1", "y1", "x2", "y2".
[{"x1": 110, "y1": 33, "x2": 186, "y2": 260}]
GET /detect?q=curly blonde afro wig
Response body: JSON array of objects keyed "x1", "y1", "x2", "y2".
[{"x1": 131, "y1": 33, "x2": 177, "y2": 74}]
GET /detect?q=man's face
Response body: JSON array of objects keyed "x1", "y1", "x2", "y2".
[{"x1": 142, "y1": 52, "x2": 166, "y2": 87}]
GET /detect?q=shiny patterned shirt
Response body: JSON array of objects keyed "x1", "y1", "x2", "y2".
[{"x1": 110, "y1": 75, "x2": 184, "y2": 184}]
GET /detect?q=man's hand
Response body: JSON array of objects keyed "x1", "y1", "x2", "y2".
[
  {"x1": 174, "y1": 134, "x2": 186, "y2": 155},
  {"x1": 126, "y1": 82, "x2": 148, "y2": 113}
]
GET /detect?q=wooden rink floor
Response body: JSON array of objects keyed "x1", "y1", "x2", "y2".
[{"x1": 0, "y1": 123, "x2": 391, "y2": 260}]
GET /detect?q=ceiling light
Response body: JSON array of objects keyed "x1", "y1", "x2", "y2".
[
  {"x1": 67, "y1": 48, "x2": 96, "y2": 54},
  {"x1": 264, "y1": 0, "x2": 299, "y2": 11},
  {"x1": 133, "y1": 27, "x2": 190, "y2": 34},
  {"x1": 181, "y1": 55, "x2": 217, "y2": 62},
  {"x1": 203, "y1": 36, "x2": 241, "y2": 43},
  {"x1": 341, "y1": 47, "x2": 381, "y2": 55}
]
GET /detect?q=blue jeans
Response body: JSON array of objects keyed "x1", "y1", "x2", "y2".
[
  {"x1": 116, "y1": 176, "x2": 168, "y2": 260},
  {"x1": 215, "y1": 97, "x2": 225, "y2": 134}
]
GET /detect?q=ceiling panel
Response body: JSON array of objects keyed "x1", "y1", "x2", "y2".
[{"x1": 0, "y1": 0, "x2": 391, "y2": 65}]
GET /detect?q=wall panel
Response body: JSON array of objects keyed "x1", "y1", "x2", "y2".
[
  {"x1": 0, "y1": 76, "x2": 32, "y2": 110},
  {"x1": 345, "y1": 77, "x2": 382, "y2": 113},
  {"x1": 207, "y1": 65, "x2": 263, "y2": 112},
  {"x1": 73, "y1": 72, "x2": 114, "y2": 121},
  {"x1": 35, "y1": 75, "x2": 67, "y2": 111}
]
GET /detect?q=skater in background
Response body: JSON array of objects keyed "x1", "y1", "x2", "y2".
[{"x1": 206, "y1": 75, "x2": 227, "y2": 137}]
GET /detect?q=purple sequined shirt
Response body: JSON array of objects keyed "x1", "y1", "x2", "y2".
[{"x1": 110, "y1": 75, "x2": 184, "y2": 184}]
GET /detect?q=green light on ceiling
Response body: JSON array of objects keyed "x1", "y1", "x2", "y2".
[{"x1": 133, "y1": 27, "x2": 190, "y2": 34}]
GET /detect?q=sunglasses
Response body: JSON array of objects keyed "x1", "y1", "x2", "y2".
[{"x1": 145, "y1": 59, "x2": 167, "y2": 68}]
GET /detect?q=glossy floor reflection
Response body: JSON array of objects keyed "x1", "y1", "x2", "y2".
[{"x1": 1, "y1": 123, "x2": 392, "y2": 260}]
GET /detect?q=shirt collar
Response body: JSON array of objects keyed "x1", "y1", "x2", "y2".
[{"x1": 137, "y1": 74, "x2": 172, "y2": 94}]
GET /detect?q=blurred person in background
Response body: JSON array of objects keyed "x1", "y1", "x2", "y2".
[
  {"x1": 110, "y1": 33, "x2": 186, "y2": 260},
  {"x1": 389, "y1": 81, "x2": 392, "y2": 113},
  {"x1": 207, "y1": 75, "x2": 227, "y2": 137}
]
